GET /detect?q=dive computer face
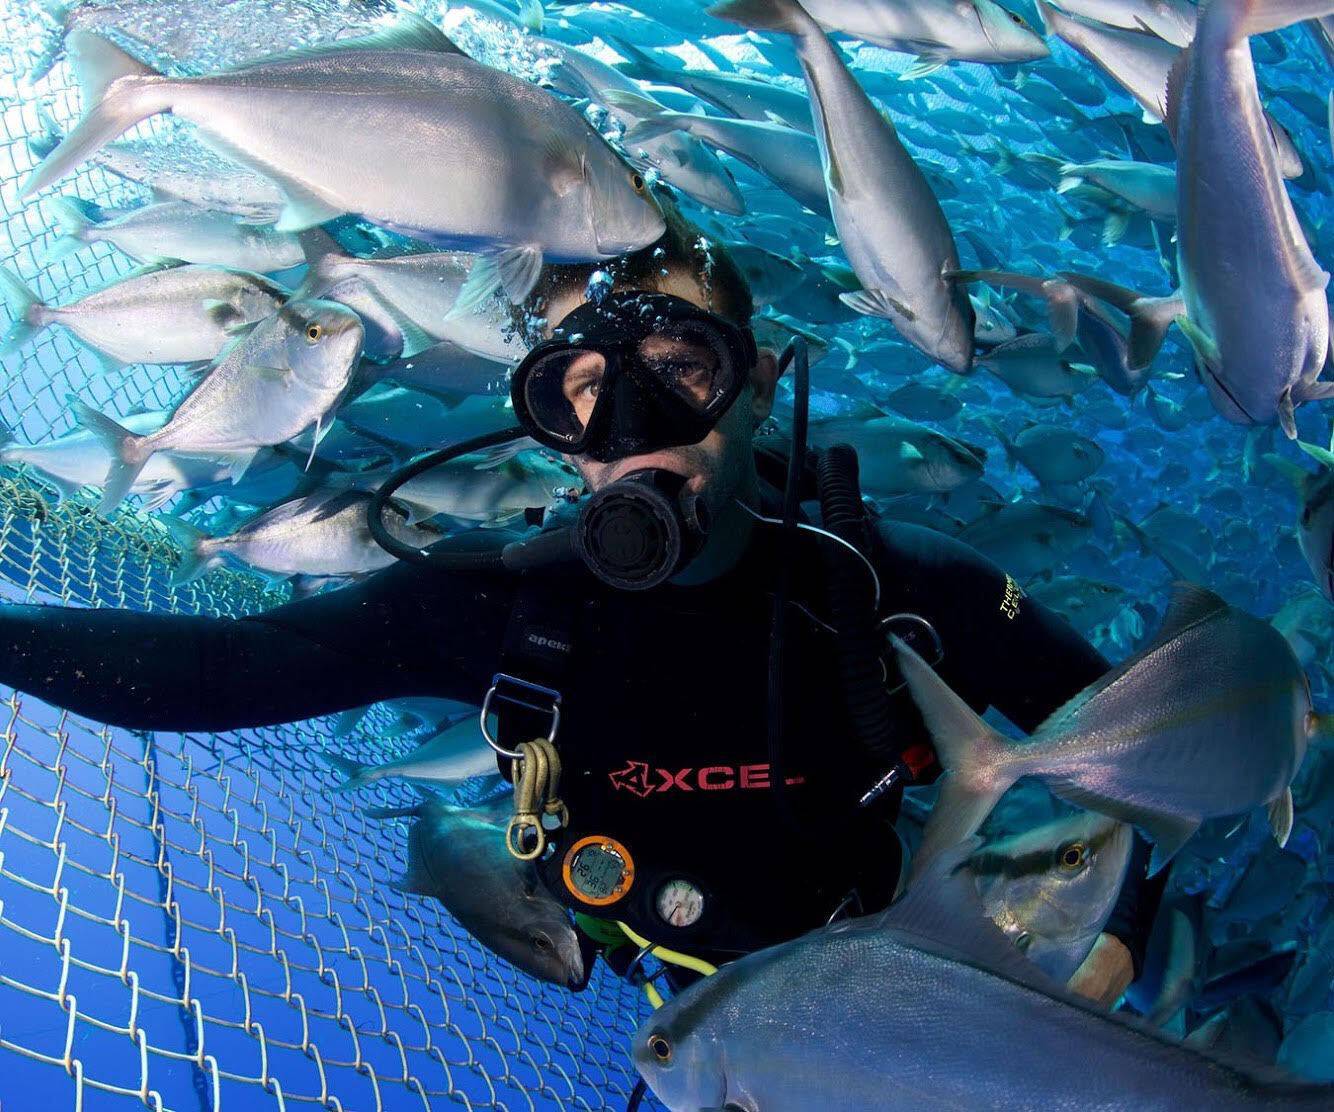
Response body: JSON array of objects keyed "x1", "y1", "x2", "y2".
[{"x1": 562, "y1": 834, "x2": 635, "y2": 906}]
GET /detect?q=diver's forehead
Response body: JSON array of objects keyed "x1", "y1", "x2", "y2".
[{"x1": 542, "y1": 271, "x2": 719, "y2": 339}]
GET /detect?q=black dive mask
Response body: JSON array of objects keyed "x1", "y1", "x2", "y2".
[{"x1": 511, "y1": 291, "x2": 756, "y2": 463}]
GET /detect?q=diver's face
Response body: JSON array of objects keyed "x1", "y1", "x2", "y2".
[{"x1": 543, "y1": 274, "x2": 780, "y2": 516}]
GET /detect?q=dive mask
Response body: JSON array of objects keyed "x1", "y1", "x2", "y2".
[{"x1": 511, "y1": 291, "x2": 757, "y2": 462}]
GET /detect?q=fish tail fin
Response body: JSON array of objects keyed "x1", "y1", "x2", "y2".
[
  {"x1": 0, "y1": 267, "x2": 47, "y2": 355},
  {"x1": 619, "y1": 107, "x2": 693, "y2": 145},
  {"x1": 890, "y1": 635, "x2": 1017, "y2": 872},
  {"x1": 980, "y1": 416, "x2": 1016, "y2": 468},
  {"x1": 1126, "y1": 294, "x2": 1182, "y2": 372},
  {"x1": 22, "y1": 32, "x2": 169, "y2": 198},
  {"x1": 67, "y1": 395, "x2": 152, "y2": 513},
  {"x1": 518, "y1": 0, "x2": 544, "y2": 32},
  {"x1": 365, "y1": 804, "x2": 422, "y2": 821},
  {"x1": 320, "y1": 750, "x2": 376, "y2": 792},
  {"x1": 156, "y1": 513, "x2": 213, "y2": 585},
  {"x1": 707, "y1": 0, "x2": 817, "y2": 37},
  {"x1": 41, "y1": 194, "x2": 99, "y2": 263}
]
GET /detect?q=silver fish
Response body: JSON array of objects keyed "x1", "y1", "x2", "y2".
[
  {"x1": 72, "y1": 299, "x2": 364, "y2": 512},
  {"x1": 1037, "y1": 2, "x2": 1305, "y2": 178},
  {"x1": 957, "y1": 499, "x2": 1092, "y2": 578},
  {"x1": 975, "y1": 332, "x2": 1098, "y2": 400},
  {"x1": 44, "y1": 196, "x2": 304, "y2": 271},
  {"x1": 633, "y1": 846, "x2": 1333, "y2": 1110},
  {"x1": 539, "y1": 38, "x2": 747, "y2": 216},
  {"x1": 372, "y1": 795, "x2": 584, "y2": 988},
  {"x1": 990, "y1": 420, "x2": 1106, "y2": 486},
  {"x1": 24, "y1": 30, "x2": 665, "y2": 306},
  {"x1": 1058, "y1": 159, "x2": 1178, "y2": 220},
  {"x1": 712, "y1": 0, "x2": 976, "y2": 374},
  {"x1": 34, "y1": 0, "x2": 403, "y2": 77},
  {"x1": 798, "y1": 0, "x2": 1049, "y2": 71},
  {"x1": 1171, "y1": 0, "x2": 1334, "y2": 438},
  {"x1": 322, "y1": 718, "x2": 498, "y2": 789},
  {"x1": 0, "y1": 263, "x2": 287, "y2": 369},
  {"x1": 896, "y1": 585, "x2": 1323, "y2": 877},
  {"x1": 1043, "y1": 0, "x2": 1196, "y2": 45},
  {"x1": 724, "y1": 243, "x2": 806, "y2": 306},
  {"x1": 351, "y1": 450, "x2": 576, "y2": 525},
  {"x1": 161, "y1": 488, "x2": 437, "y2": 583},
  {"x1": 618, "y1": 96, "x2": 831, "y2": 217},
  {"x1": 808, "y1": 414, "x2": 986, "y2": 494},
  {"x1": 296, "y1": 240, "x2": 526, "y2": 364},
  {"x1": 967, "y1": 811, "x2": 1134, "y2": 980},
  {"x1": 607, "y1": 35, "x2": 816, "y2": 132},
  {"x1": 28, "y1": 111, "x2": 284, "y2": 223},
  {"x1": 0, "y1": 410, "x2": 270, "y2": 510}
]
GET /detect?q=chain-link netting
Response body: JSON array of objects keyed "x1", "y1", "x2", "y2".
[{"x1": 0, "y1": 6, "x2": 656, "y2": 1108}]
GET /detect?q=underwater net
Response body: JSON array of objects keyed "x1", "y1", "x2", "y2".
[{"x1": 0, "y1": 10, "x2": 656, "y2": 1110}]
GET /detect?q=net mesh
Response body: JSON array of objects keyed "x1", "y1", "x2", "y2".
[{"x1": 0, "y1": 7, "x2": 655, "y2": 1110}]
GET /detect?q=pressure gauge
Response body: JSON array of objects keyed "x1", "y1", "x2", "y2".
[{"x1": 655, "y1": 878, "x2": 704, "y2": 928}]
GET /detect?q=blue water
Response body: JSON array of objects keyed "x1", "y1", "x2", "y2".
[{"x1": 0, "y1": 0, "x2": 1332, "y2": 1107}]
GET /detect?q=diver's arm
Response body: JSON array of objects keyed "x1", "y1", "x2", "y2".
[{"x1": 0, "y1": 560, "x2": 509, "y2": 732}]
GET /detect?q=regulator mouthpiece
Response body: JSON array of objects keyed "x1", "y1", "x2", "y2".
[{"x1": 574, "y1": 468, "x2": 710, "y2": 591}]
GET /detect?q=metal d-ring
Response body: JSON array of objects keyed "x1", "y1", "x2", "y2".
[
  {"x1": 479, "y1": 673, "x2": 563, "y2": 760},
  {"x1": 878, "y1": 612, "x2": 944, "y2": 692}
]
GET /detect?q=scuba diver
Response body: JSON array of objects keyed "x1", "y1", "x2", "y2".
[{"x1": 0, "y1": 203, "x2": 1162, "y2": 1004}]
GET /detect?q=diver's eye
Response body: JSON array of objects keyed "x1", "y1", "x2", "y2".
[
  {"x1": 1060, "y1": 843, "x2": 1088, "y2": 870},
  {"x1": 630, "y1": 172, "x2": 647, "y2": 195},
  {"x1": 306, "y1": 322, "x2": 323, "y2": 342},
  {"x1": 647, "y1": 1033, "x2": 672, "y2": 1063}
]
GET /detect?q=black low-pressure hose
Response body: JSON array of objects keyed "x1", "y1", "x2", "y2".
[
  {"x1": 815, "y1": 444, "x2": 897, "y2": 768},
  {"x1": 767, "y1": 338, "x2": 809, "y2": 821},
  {"x1": 367, "y1": 425, "x2": 529, "y2": 571}
]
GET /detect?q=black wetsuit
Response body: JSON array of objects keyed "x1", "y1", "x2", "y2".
[{"x1": 0, "y1": 485, "x2": 1165, "y2": 969}]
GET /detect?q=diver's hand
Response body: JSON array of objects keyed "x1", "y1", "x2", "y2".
[{"x1": 1066, "y1": 933, "x2": 1134, "y2": 1009}]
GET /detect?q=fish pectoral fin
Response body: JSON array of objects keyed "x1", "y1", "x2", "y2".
[
  {"x1": 882, "y1": 840, "x2": 1060, "y2": 992},
  {"x1": 839, "y1": 287, "x2": 916, "y2": 322},
  {"x1": 487, "y1": 244, "x2": 546, "y2": 306},
  {"x1": 1141, "y1": 813, "x2": 1200, "y2": 876},
  {"x1": 223, "y1": 447, "x2": 260, "y2": 484},
  {"x1": 369, "y1": 289, "x2": 437, "y2": 359},
  {"x1": 274, "y1": 187, "x2": 344, "y2": 234},
  {"x1": 1267, "y1": 788, "x2": 1294, "y2": 847},
  {"x1": 899, "y1": 57, "x2": 946, "y2": 81},
  {"x1": 202, "y1": 298, "x2": 243, "y2": 329},
  {"x1": 449, "y1": 248, "x2": 541, "y2": 319},
  {"x1": 1278, "y1": 387, "x2": 1297, "y2": 440},
  {"x1": 898, "y1": 440, "x2": 925, "y2": 462},
  {"x1": 542, "y1": 133, "x2": 588, "y2": 198},
  {"x1": 1173, "y1": 314, "x2": 1220, "y2": 370},
  {"x1": 252, "y1": 363, "x2": 293, "y2": 386}
]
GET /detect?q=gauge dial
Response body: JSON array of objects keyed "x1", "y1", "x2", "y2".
[{"x1": 655, "y1": 878, "x2": 704, "y2": 928}]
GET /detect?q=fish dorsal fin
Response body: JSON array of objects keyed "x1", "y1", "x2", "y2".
[
  {"x1": 1163, "y1": 47, "x2": 1189, "y2": 144},
  {"x1": 228, "y1": 11, "x2": 461, "y2": 72},
  {"x1": 1157, "y1": 582, "x2": 1228, "y2": 642},
  {"x1": 1030, "y1": 584, "x2": 1227, "y2": 738},
  {"x1": 877, "y1": 841, "x2": 1062, "y2": 994}
]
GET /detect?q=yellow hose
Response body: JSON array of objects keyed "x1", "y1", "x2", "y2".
[{"x1": 615, "y1": 921, "x2": 719, "y2": 978}]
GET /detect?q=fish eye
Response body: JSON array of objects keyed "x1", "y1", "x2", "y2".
[
  {"x1": 1015, "y1": 931, "x2": 1033, "y2": 952},
  {"x1": 532, "y1": 932, "x2": 553, "y2": 952},
  {"x1": 1060, "y1": 843, "x2": 1087, "y2": 870},
  {"x1": 305, "y1": 322, "x2": 323, "y2": 342},
  {"x1": 631, "y1": 172, "x2": 647, "y2": 195},
  {"x1": 647, "y1": 1033, "x2": 672, "y2": 1063},
  {"x1": 1011, "y1": 12, "x2": 1026, "y2": 24}
]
